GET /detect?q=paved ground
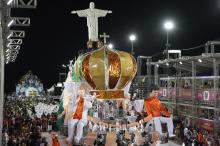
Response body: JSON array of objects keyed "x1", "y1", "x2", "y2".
[
  {"x1": 161, "y1": 141, "x2": 181, "y2": 146},
  {"x1": 41, "y1": 132, "x2": 181, "y2": 146}
]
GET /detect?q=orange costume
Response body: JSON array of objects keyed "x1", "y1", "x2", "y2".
[
  {"x1": 144, "y1": 96, "x2": 175, "y2": 137},
  {"x1": 52, "y1": 135, "x2": 60, "y2": 146},
  {"x1": 144, "y1": 96, "x2": 171, "y2": 117},
  {"x1": 66, "y1": 95, "x2": 94, "y2": 144},
  {"x1": 197, "y1": 132, "x2": 203, "y2": 144},
  {"x1": 73, "y1": 97, "x2": 84, "y2": 119}
]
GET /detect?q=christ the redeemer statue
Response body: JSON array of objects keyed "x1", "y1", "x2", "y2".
[{"x1": 71, "y1": 2, "x2": 112, "y2": 42}]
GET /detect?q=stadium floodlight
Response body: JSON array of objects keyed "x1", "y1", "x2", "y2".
[
  {"x1": 7, "y1": 19, "x2": 14, "y2": 27},
  {"x1": 7, "y1": 0, "x2": 14, "y2": 5},
  {"x1": 7, "y1": 43, "x2": 10, "y2": 47},
  {"x1": 7, "y1": 33, "x2": 12, "y2": 39},
  {"x1": 6, "y1": 49, "x2": 10, "y2": 53}
]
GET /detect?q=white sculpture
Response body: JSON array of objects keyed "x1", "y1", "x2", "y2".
[
  {"x1": 34, "y1": 102, "x2": 59, "y2": 118},
  {"x1": 71, "y1": 2, "x2": 112, "y2": 42}
]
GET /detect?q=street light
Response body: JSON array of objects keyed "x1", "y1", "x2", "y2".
[
  {"x1": 129, "y1": 34, "x2": 136, "y2": 55},
  {"x1": 164, "y1": 20, "x2": 174, "y2": 59},
  {"x1": 108, "y1": 43, "x2": 113, "y2": 49},
  {"x1": 164, "y1": 21, "x2": 174, "y2": 30},
  {"x1": 164, "y1": 20, "x2": 175, "y2": 59}
]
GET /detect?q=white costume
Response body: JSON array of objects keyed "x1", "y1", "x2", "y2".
[
  {"x1": 153, "y1": 117, "x2": 174, "y2": 137},
  {"x1": 63, "y1": 81, "x2": 81, "y2": 125},
  {"x1": 72, "y1": 2, "x2": 112, "y2": 42},
  {"x1": 63, "y1": 68, "x2": 80, "y2": 125},
  {"x1": 66, "y1": 93, "x2": 95, "y2": 143}
]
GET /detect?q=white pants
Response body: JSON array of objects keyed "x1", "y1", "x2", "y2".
[
  {"x1": 66, "y1": 118, "x2": 87, "y2": 143},
  {"x1": 153, "y1": 117, "x2": 174, "y2": 135}
]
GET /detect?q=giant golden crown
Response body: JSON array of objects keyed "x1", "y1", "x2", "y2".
[{"x1": 81, "y1": 45, "x2": 137, "y2": 99}]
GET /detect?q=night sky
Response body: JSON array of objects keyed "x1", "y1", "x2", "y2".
[{"x1": 4, "y1": 0, "x2": 220, "y2": 93}]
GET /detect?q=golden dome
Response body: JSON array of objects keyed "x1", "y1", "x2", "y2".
[{"x1": 81, "y1": 46, "x2": 137, "y2": 99}]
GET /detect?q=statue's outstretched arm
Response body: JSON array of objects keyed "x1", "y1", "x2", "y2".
[
  {"x1": 71, "y1": 9, "x2": 88, "y2": 17},
  {"x1": 95, "y1": 9, "x2": 112, "y2": 17}
]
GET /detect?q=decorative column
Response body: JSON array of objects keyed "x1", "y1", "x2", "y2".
[
  {"x1": 191, "y1": 60, "x2": 196, "y2": 127},
  {"x1": 213, "y1": 58, "x2": 219, "y2": 138}
]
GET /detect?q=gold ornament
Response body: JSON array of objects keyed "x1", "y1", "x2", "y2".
[{"x1": 81, "y1": 45, "x2": 137, "y2": 99}]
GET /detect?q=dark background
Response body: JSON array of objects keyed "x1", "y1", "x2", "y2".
[{"x1": 5, "y1": 0, "x2": 220, "y2": 92}]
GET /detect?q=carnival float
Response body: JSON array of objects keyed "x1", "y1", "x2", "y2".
[
  {"x1": 9, "y1": 70, "x2": 59, "y2": 121},
  {"x1": 15, "y1": 70, "x2": 45, "y2": 97},
  {"x1": 55, "y1": 2, "x2": 220, "y2": 146},
  {"x1": 55, "y1": 2, "x2": 161, "y2": 146}
]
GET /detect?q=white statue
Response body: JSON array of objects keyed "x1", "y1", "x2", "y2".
[{"x1": 71, "y1": 2, "x2": 112, "y2": 42}]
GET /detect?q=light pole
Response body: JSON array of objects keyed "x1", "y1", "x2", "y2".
[
  {"x1": 0, "y1": 0, "x2": 37, "y2": 143},
  {"x1": 164, "y1": 21, "x2": 174, "y2": 59},
  {"x1": 129, "y1": 34, "x2": 136, "y2": 55}
]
